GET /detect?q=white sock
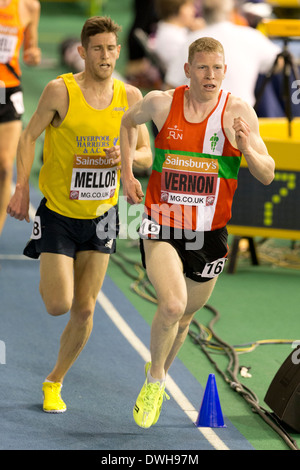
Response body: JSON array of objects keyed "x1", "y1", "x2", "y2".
[
  {"x1": 147, "y1": 369, "x2": 165, "y2": 388},
  {"x1": 44, "y1": 379, "x2": 62, "y2": 386}
]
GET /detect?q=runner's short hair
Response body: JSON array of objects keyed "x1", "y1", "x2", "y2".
[
  {"x1": 188, "y1": 37, "x2": 225, "y2": 64},
  {"x1": 81, "y1": 16, "x2": 122, "y2": 48}
]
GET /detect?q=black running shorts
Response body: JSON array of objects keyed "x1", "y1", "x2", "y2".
[
  {"x1": 23, "y1": 198, "x2": 119, "y2": 259},
  {"x1": 138, "y1": 215, "x2": 228, "y2": 283},
  {"x1": 0, "y1": 86, "x2": 24, "y2": 123}
]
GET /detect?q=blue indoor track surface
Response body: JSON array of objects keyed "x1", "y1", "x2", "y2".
[{"x1": 0, "y1": 184, "x2": 254, "y2": 451}]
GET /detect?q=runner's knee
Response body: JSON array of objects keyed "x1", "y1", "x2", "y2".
[
  {"x1": 71, "y1": 305, "x2": 94, "y2": 326},
  {"x1": 0, "y1": 158, "x2": 13, "y2": 181},
  {"x1": 40, "y1": 288, "x2": 72, "y2": 316},
  {"x1": 159, "y1": 297, "x2": 186, "y2": 326}
]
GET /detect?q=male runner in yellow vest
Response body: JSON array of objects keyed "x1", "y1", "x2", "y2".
[{"x1": 7, "y1": 16, "x2": 152, "y2": 413}]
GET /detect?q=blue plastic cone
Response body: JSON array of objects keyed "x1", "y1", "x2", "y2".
[{"x1": 195, "y1": 374, "x2": 226, "y2": 428}]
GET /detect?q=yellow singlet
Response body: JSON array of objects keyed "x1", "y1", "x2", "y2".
[{"x1": 39, "y1": 73, "x2": 128, "y2": 219}]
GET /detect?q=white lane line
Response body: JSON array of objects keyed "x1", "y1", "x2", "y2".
[
  {"x1": 97, "y1": 290, "x2": 230, "y2": 450},
  {"x1": 0, "y1": 254, "x2": 29, "y2": 260}
]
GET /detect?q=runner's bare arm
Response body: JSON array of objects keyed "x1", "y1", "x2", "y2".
[
  {"x1": 103, "y1": 86, "x2": 153, "y2": 170},
  {"x1": 23, "y1": 0, "x2": 41, "y2": 66},
  {"x1": 124, "y1": 84, "x2": 153, "y2": 170},
  {"x1": 227, "y1": 97, "x2": 275, "y2": 185},
  {"x1": 103, "y1": 121, "x2": 152, "y2": 170},
  {"x1": 7, "y1": 80, "x2": 66, "y2": 221},
  {"x1": 133, "y1": 121, "x2": 152, "y2": 170},
  {"x1": 120, "y1": 92, "x2": 158, "y2": 204},
  {"x1": 120, "y1": 90, "x2": 173, "y2": 204}
]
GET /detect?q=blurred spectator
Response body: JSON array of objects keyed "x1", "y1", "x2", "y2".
[
  {"x1": 152, "y1": 0, "x2": 205, "y2": 72},
  {"x1": 60, "y1": 38, "x2": 84, "y2": 72},
  {"x1": 241, "y1": 1, "x2": 273, "y2": 28},
  {"x1": 0, "y1": 0, "x2": 41, "y2": 237},
  {"x1": 126, "y1": 0, "x2": 158, "y2": 78},
  {"x1": 165, "y1": 0, "x2": 282, "y2": 108}
]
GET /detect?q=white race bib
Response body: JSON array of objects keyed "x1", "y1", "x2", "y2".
[
  {"x1": 31, "y1": 216, "x2": 42, "y2": 240},
  {"x1": 0, "y1": 33, "x2": 17, "y2": 63},
  {"x1": 201, "y1": 257, "x2": 226, "y2": 278},
  {"x1": 139, "y1": 218, "x2": 161, "y2": 238},
  {"x1": 10, "y1": 91, "x2": 24, "y2": 114}
]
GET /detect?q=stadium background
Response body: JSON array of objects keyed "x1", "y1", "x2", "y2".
[{"x1": 1, "y1": 0, "x2": 300, "y2": 451}]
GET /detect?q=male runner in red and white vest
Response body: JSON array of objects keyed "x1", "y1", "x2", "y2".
[{"x1": 120, "y1": 36, "x2": 275, "y2": 429}]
